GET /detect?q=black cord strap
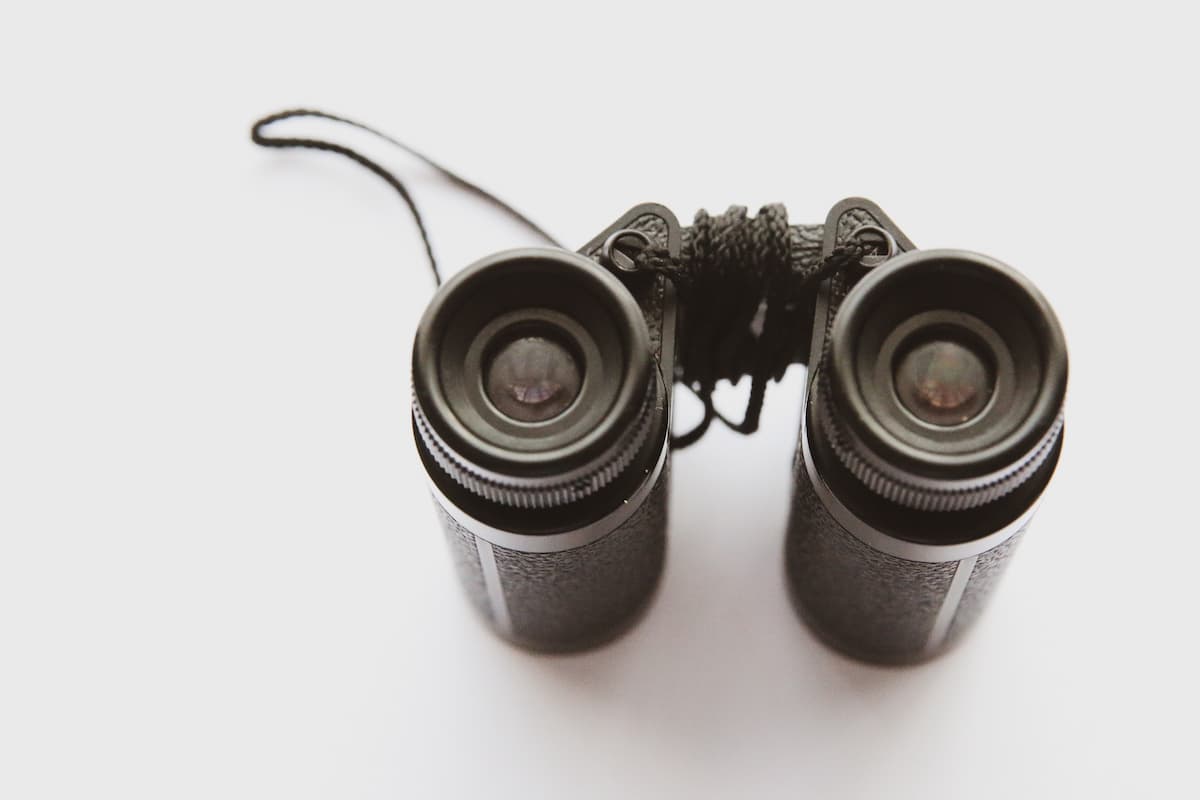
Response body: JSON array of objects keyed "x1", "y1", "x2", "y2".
[
  {"x1": 632, "y1": 206, "x2": 876, "y2": 448},
  {"x1": 250, "y1": 110, "x2": 873, "y2": 449},
  {"x1": 250, "y1": 109, "x2": 562, "y2": 286}
]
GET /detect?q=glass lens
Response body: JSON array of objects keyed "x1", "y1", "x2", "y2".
[
  {"x1": 485, "y1": 336, "x2": 582, "y2": 423},
  {"x1": 894, "y1": 338, "x2": 993, "y2": 427}
]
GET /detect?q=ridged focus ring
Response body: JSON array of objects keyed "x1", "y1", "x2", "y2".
[
  {"x1": 816, "y1": 248, "x2": 1068, "y2": 514},
  {"x1": 814, "y1": 375, "x2": 1063, "y2": 512},
  {"x1": 413, "y1": 378, "x2": 659, "y2": 510},
  {"x1": 411, "y1": 247, "x2": 662, "y2": 514}
]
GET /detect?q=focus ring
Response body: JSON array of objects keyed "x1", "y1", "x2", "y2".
[
  {"x1": 815, "y1": 374, "x2": 1064, "y2": 512},
  {"x1": 413, "y1": 379, "x2": 659, "y2": 510}
]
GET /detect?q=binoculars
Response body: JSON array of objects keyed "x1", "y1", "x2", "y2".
[{"x1": 411, "y1": 198, "x2": 1068, "y2": 664}]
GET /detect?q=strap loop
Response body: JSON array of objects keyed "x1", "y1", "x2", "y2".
[{"x1": 251, "y1": 109, "x2": 561, "y2": 286}]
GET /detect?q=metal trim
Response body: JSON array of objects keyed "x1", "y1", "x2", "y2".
[
  {"x1": 474, "y1": 538, "x2": 513, "y2": 635},
  {"x1": 800, "y1": 392, "x2": 1040, "y2": 563},
  {"x1": 924, "y1": 555, "x2": 976, "y2": 653},
  {"x1": 428, "y1": 431, "x2": 669, "y2": 555}
]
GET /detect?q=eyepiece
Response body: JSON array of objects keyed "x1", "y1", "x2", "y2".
[
  {"x1": 412, "y1": 248, "x2": 660, "y2": 511},
  {"x1": 815, "y1": 249, "x2": 1067, "y2": 512}
]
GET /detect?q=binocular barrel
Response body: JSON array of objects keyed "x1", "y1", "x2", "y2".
[
  {"x1": 411, "y1": 211, "x2": 679, "y2": 652},
  {"x1": 785, "y1": 201, "x2": 1067, "y2": 663}
]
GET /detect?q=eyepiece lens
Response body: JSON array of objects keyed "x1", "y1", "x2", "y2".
[
  {"x1": 485, "y1": 335, "x2": 582, "y2": 423},
  {"x1": 894, "y1": 338, "x2": 993, "y2": 427}
]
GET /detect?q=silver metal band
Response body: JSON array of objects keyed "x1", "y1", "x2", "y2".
[
  {"x1": 924, "y1": 555, "x2": 977, "y2": 653},
  {"x1": 427, "y1": 430, "x2": 669, "y2": 555},
  {"x1": 413, "y1": 379, "x2": 659, "y2": 510},
  {"x1": 473, "y1": 538, "x2": 513, "y2": 635}
]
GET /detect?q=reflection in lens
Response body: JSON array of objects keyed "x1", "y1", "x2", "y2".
[
  {"x1": 485, "y1": 336, "x2": 582, "y2": 422},
  {"x1": 895, "y1": 339, "x2": 993, "y2": 426}
]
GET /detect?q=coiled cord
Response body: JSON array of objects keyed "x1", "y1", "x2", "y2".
[{"x1": 632, "y1": 210, "x2": 875, "y2": 447}]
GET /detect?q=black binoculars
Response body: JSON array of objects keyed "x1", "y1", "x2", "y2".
[{"x1": 411, "y1": 198, "x2": 1067, "y2": 664}]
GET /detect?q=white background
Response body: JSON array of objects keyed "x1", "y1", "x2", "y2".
[{"x1": 2, "y1": 2, "x2": 1197, "y2": 798}]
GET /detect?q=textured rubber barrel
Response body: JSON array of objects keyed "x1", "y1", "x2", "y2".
[
  {"x1": 435, "y1": 464, "x2": 668, "y2": 652},
  {"x1": 421, "y1": 205, "x2": 681, "y2": 653},
  {"x1": 785, "y1": 444, "x2": 1029, "y2": 664}
]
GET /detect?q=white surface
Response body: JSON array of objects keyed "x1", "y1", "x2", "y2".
[{"x1": 1, "y1": 2, "x2": 1197, "y2": 798}]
